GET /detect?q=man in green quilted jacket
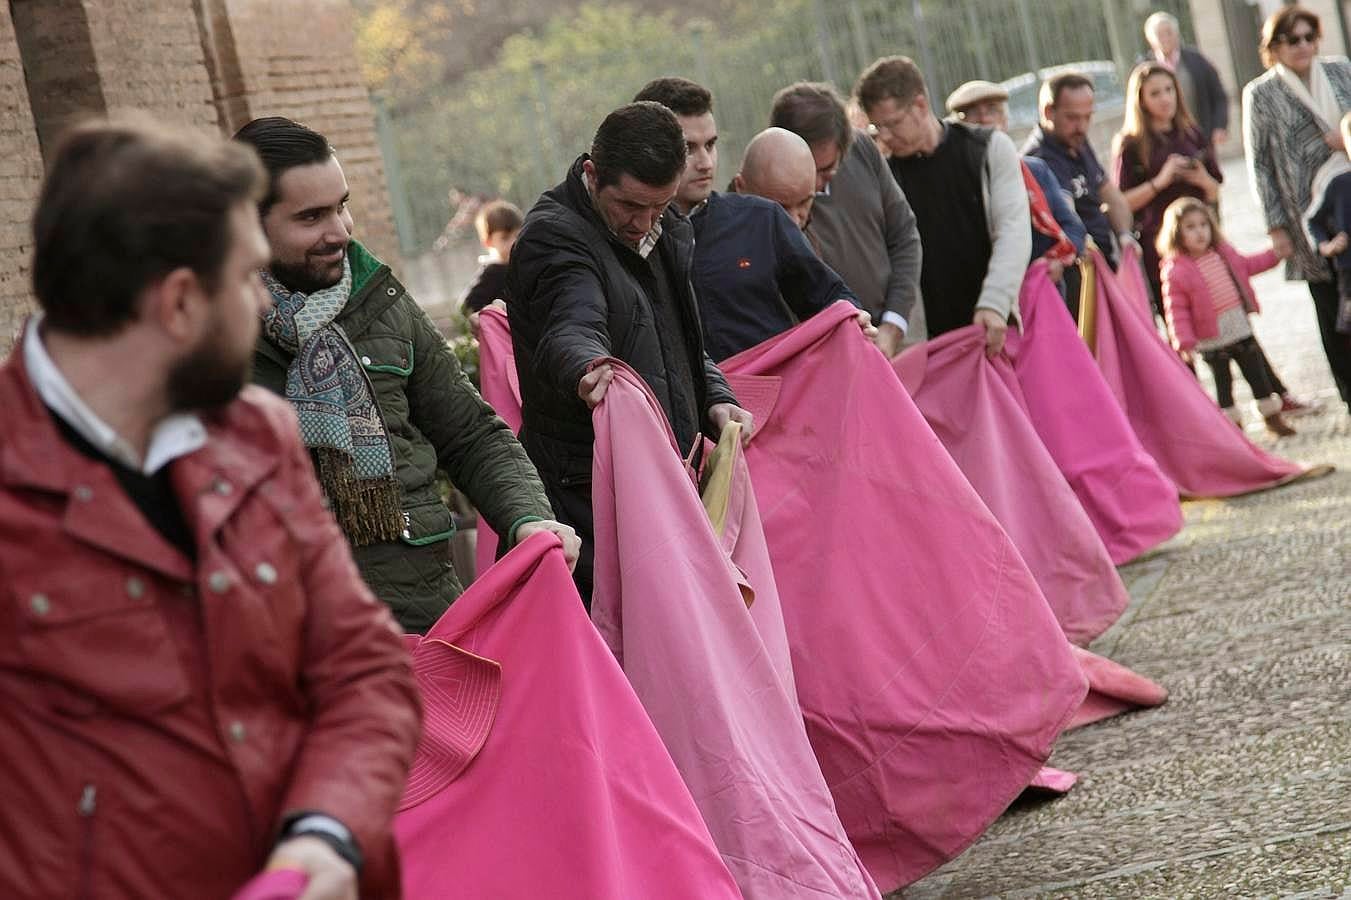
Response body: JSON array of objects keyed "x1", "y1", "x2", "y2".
[{"x1": 237, "y1": 117, "x2": 578, "y2": 632}]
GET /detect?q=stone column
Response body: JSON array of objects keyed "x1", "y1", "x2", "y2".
[{"x1": 0, "y1": 7, "x2": 47, "y2": 353}]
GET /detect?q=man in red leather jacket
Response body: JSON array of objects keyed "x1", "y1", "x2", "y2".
[{"x1": 0, "y1": 117, "x2": 420, "y2": 899}]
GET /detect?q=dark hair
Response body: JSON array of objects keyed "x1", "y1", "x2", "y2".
[
  {"x1": 1115, "y1": 62, "x2": 1198, "y2": 170},
  {"x1": 769, "y1": 82, "x2": 853, "y2": 156},
  {"x1": 475, "y1": 199, "x2": 523, "y2": 239},
  {"x1": 1260, "y1": 5, "x2": 1321, "y2": 68},
  {"x1": 232, "y1": 116, "x2": 333, "y2": 213},
  {"x1": 854, "y1": 56, "x2": 928, "y2": 114},
  {"x1": 31, "y1": 115, "x2": 264, "y2": 337},
  {"x1": 633, "y1": 76, "x2": 713, "y2": 117},
  {"x1": 590, "y1": 102, "x2": 687, "y2": 189},
  {"x1": 1039, "y1": 71, "x2": 1095, "y2": 111}
]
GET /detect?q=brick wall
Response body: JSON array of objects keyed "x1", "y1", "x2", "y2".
[
  {"x1": 0, "y1": 7, "x2": 45, "y2": 352},
  {"x1": 0, "y1": 0, "x2": 401, "y2": 354},
  {"x1": 208, "y1": 0, "x2": 401, "y2": 266},
  {"x1": 81, "y1": 0, "x2": 219, "y2": 130}
]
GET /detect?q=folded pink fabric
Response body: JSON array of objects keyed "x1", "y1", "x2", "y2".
[
  {"x1": 471, "y1": 307, "x2": 520, "y2": 579},
  {"x1": 1088, "y1": 249, "x2": 1306, "y2": 498},
  {"x1": 1067, "y1": 644, "x2": 1170, "y2": 729},
  {"x1": 894, "y1": 324, "x2": 1132, "y2": 646},
  {"x1": 707, "y1": 431, "x2": 801, "y2": 701},
  {"x1": 395, "y1": 532, "x2": 740, "y2": 900},
  {"x1": 1004, "y1": 263, "x2": 1182, "y2": 563},
  {"x1": 720, "y1": 303, "x2": 1086, "y2": 891},
  {"x1": 1028, "y1": 767, "x2": 1080, "y2": 794},
  {"x1": 590, "y1": 361, "x2": 879, "y2": 900}
]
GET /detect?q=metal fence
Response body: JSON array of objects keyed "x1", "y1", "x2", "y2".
[{"x1": 383, "y1": 0, "x2": 1194, "y2": 259}]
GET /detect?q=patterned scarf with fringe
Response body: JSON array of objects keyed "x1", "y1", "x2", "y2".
[{"x1": 260, "y1": 258, "x2": 403, "y2": 545}]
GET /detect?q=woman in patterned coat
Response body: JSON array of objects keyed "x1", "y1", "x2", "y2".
[{"x1": 1242, "y1": 4, "x2": 1351, "y2": 412}]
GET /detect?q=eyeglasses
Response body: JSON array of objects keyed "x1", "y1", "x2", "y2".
[{"x1": 1279, "y1": 32, "x2": 1319, "y2": 47}]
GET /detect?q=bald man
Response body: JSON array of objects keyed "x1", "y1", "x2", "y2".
[
  {"x1": 635, "y1": 78, "x2": 867, "y2": 361},
  {"x1": 734, "y1": 127, "x2": 818, "y2": 231}
]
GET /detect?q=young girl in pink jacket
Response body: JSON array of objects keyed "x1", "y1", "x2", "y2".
[{"x1": 1157, "y1": 196, "x2": 1295, "y2": 435}]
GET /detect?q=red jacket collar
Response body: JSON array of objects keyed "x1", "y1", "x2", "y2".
[{"x1": 0, "y1": 338, "x2": 282, "y2": 580}]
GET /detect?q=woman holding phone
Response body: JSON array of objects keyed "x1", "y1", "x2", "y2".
[{"x1": 1113, "y1": 61, "x2": 1222, "y2": 311}]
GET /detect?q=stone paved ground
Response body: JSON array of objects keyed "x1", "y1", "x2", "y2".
[{"x1": 901, "y1": 160, "x2": 1351, "y2": 898}]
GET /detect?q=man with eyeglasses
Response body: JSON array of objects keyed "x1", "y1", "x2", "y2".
[
  {"x1": 855, "y1": 56, "x2": 1031, "y2": 358},
  {"x1": 770, "y1": 81, "x2": 923, "y2": 353}
]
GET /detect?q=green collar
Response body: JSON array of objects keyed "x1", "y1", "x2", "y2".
[{"x1": 347, "y1": 240, "x2": 385, "y2": 295}]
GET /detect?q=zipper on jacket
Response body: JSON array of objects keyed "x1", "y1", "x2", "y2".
[{"x1": 78, "y1": 784, "x2": 97, "y2": 900}]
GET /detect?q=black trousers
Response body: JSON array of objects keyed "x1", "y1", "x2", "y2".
[
  {"x1": 1309, "y1": 276, "x2": 1351, "y2": 407},
  {"x1": 1201, "y1": 336, "x2": 1278, "y2": 409},
  {"x1": 1195, "y1": 338, "x2": 1288, "y2": 392},
  {"x1": 542, "y1": 476, "x2": 595, "y2": 608}
]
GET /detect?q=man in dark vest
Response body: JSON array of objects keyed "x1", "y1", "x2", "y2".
[
  {"x1": 507, "y1": 102, "x2": 753, "y2": 601},
  {"x1": 854, "y1": 56, "x2": 1032, "y2": 356},
  {"x1": 237, "y1": 117, "x2": 577, "y2": 633}
]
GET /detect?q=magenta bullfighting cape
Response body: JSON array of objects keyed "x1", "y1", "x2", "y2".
[
  {"x1": 1083, "y1": 249, "x2": 1312, "y2": 498},
  {"x1": 394, "y1": 532, "x2": 740, "y2": 899},
  {"x1": 471, "y1": 306, "x2": 520, "y2": 578},
  {"x1": 894, "y1": 323, "x2": 1133, "y2": 646},
  {"x1": 719, "y1": 303, "x2": 1087, "y2": 890},
  {"x1": 1004, "y1": 263, "x2": 1182, "y2": 563},
  {"x1": 590, "y1": 361, "x2": 879, "y2": 900}
]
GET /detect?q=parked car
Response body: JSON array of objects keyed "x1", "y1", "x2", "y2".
[{"x1": 1000, "y1": 60, "x2": 1125, "y2": 130}]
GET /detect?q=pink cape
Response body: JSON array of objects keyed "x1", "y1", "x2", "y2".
[
  {"x1": 590, "y1": 362, "x2": 879, "y2": 899},
  {"x1": 894, "y1": 324, "x2": 1132, "y2": 646},
  {"x1": 893, "y1": 324, "x2": 1167, "y2": 726},
  {"x1": 470, "y1": 307, "x2": 521, "y2": 579},
  {"x1": 1004, "y1": 264, "x2": 1182, "y2": 563},
  {"x1": 720, "y1": 303, "x2": 1087, "y2": 890},
  {"x1": 394, "y1": 532, "x2": 740, "y2": 899},
  {"x1": 1086, "y1": 249, "x2": 1307, "y2": 498}
]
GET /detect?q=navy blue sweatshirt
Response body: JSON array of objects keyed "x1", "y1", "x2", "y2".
[
  {"x1": 1306, "y1": 170, "x2": 1351, "y2": 271},
  {"x1": 690, "y1": 192, "x2": 858, "y2": 361}
]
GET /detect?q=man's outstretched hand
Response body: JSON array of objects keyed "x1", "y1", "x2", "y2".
[
  {"x1": 972, "y1": 308, "x2": 1008, "y2": 358},
  {"x1": 577, "y1": 363, "x2": 614, "y2": 409},
  {"x1": 264, "y1": 836, "x2": 355, "y2": 900},
  {"x1": 516, "y1": 520, "x2": 582, "y2": 571},
  {"x1": 709, "y1": 403, "x2": 754, "y2": 443}
]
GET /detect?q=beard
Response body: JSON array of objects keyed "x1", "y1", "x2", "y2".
[
  {"x1": 268, "y1": 243, "x2": 347, "y2": 294},
  {"x1": 166, "y1": 330, "x2": 251, "y2": 413}
]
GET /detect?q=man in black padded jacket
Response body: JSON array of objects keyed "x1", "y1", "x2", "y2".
[{"x1": 507, "y1": 101, "x2": 752, "y2": 602}]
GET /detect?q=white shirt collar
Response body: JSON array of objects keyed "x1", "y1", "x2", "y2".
[{"x1": 23, "y1": 316, "x2": 207, "y2": 475}]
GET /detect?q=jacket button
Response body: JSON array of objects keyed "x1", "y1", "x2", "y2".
[
  {"x1": 126, "y1": 577, "x2": 145, "y2": 599},
  {"x1": 30, "y1": 593, "x2": 50, "y2": 616},
  {"x1": 73, "y1": 485, "x2": 93, "y2": 502},
  {"x1": 361, "y1": 356, "x2": 372, "y2": 366},
  {"x1": 255, "y1": 562, "x2": 277, "y2": 585},
  {"x1": 386, "y1": 287, "x2": 397, "y2": 296},
  {"x1": 228, "y1": 720, "x2": 246, "y2": 743},
  {"x1": 208, "y1": 571, "x2": 231, "y2": 594}
]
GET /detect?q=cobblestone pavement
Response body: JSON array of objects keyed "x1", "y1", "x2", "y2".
[{"x1": 900, "y1": 160, "x2": 1351, "y2": 898}]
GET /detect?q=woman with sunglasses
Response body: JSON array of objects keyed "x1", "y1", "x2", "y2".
[{"x1": 1243, "y1": 5, "x2": 1351, "y2": 414}]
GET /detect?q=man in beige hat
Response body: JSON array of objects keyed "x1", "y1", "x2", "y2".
[{"x1": 946, "y1": 80, "x2": 1010, "y2": 129}]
